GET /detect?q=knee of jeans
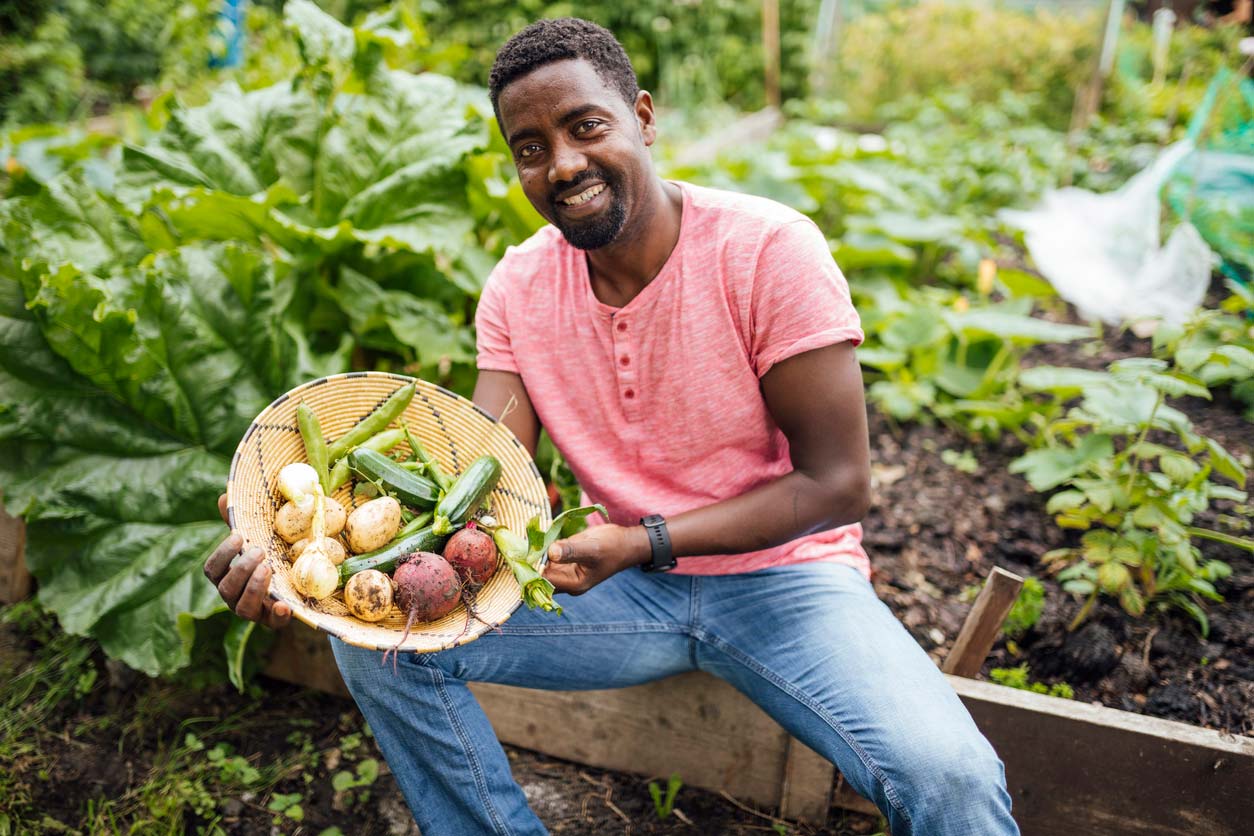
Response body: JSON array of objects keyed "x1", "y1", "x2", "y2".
[{"x1": 900, "y1": 738, "x2": 1007, "y2": 817}]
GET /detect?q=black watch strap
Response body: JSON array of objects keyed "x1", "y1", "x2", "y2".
[{"x1": 639, "y1": 514, "x2": 677, "y2": 573}]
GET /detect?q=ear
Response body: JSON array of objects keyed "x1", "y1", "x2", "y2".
[{"x1": 634, "y1": 90, "x2": 657, "y2": 147}]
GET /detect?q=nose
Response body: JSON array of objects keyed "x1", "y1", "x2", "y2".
[{"x1": 548, "y1": 139, "x2": 587, "y2": 185}]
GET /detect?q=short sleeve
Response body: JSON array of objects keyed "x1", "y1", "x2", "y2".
[
  {"x1": 749, "y1": 219, "x2": 863, "y2": 378},
  {"x1": 474, "y1": 264, "x2": 519, "y2": 374}
]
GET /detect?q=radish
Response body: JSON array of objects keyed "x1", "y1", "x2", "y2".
[
  {"x1": 442, "y1": 526, "x2": 498, "y2": 588},
  {"x1": 383, "y1": 552, "x2": 462, "y2": 670}
]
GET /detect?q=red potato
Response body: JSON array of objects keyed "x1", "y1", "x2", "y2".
[{"x1": 442, "y1": 526, "x2": 498, "y2": 588}]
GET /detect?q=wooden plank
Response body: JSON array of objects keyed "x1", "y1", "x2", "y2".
[
  {"x1": 263, "y1": 621, "x2": 350, "y2": 698},
  {"x1": 942, "y1": 566, "x2": 1024, "y2": 678},
  {"x1": 0, "y1": 505, "x2": 31, "y2": 605},
  {"x1": 950, "y1": 675, "x2": 1254, "y2": 836},
  {"x1": 779, "y1": 737, "x2": 835, "y2": 823}
]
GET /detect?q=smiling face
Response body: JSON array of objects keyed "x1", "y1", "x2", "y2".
[{"x1": 497, "y1": 59, "x2": 657, "y2": 251}]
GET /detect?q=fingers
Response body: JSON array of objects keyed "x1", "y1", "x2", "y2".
[
  {"x1": 233, "y1": 558, "x2": 273, "y2": 621},
  {"x1": 263, "y1": 598, "x2": 292, "y2": 630},
  {"x1": 204, "y1": 531, "x2": 244, "y2": 586},
  {"x1": 543, "y1": 561, "x2": 589, "y2": 596},
  {"x1": 218, "y1": 493, "x2": 230, "y2": 525},
  {"x1": 217, "y1": 546, "x2": 264, "y2": 611}
]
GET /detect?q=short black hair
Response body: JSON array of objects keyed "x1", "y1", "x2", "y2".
[{"x1": 488, "y1": 18, "x2": 640, "y2": 124}]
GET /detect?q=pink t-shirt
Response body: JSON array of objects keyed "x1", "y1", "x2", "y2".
[{"x1": 475, "y1": 181, "x2": 869, "y2": 576}]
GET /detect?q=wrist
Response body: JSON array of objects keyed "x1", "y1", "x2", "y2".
[{"x1": 625, "y1": 524, "x2": 652, "y2": 568}]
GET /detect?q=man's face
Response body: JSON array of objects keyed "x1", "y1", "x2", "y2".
[{"x1": 497, "y1": 59, "x2": 654, "y2": 250}]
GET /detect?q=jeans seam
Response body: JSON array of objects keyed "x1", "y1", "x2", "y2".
[
  {"x1": 429, "y1": 664, "x2": 515, "y2": 835},
  {"x1": 688, "y1": 577, "x2": 703, "y2": 669},
  {"x1": 497, "y1": 622, "x2": 688, "y2": 636},
  {"x1": 698, "y1": 629, "x2": 913, "y2": 830}
]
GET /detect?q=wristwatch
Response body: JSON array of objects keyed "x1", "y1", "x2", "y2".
[{"x1": 639, "y1": 515, "x2": 677, "y2": 573}]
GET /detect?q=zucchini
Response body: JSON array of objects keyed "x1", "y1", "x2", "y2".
[
  {"x1": 338, "y1": 523, "x2": 447, "y2": 583},
  {"x1": 432, "y1": 455, "x2": 502, "y2": 535},
  {"x1": 347, "y1": 448, "x2": 441, "y2": 508}
]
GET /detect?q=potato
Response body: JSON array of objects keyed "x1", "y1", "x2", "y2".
[
  {"x1": 290, "y1": 536, "x2": 347, "y2": 566},
  {"x1": 274, "y1": 497, "x2": 346, "y2": 544},
  {"x1": 344, "y1": 497, "x2": 402, "y2": 554},
  {"x1": 344, "y1": 569, "x2": 395, "y2": 622}
]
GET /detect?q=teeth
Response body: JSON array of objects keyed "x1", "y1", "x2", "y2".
[{"x1": 562, "y1": 183, "x2": 605, "y2": 206}]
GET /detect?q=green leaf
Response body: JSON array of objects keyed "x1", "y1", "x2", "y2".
[
  {"x1": 1019, "y1": 366, "x2": 1112, "y2": 394},
  {"x1": 1045, "y1": 490, "x2": 1086, "y2": 513},
  {"x1": 944, "y1": 310, "x2": 1091, "y2": 344},
  {"x1": 225, "y1": 618, "x2": 256, "y2": 695},
  {"x1": 1009, "y1": 434, "x2": 1114, "y2": 492},
  {"x1": 1204, "y1": 437, "x2": 1246, "y2": 485}
]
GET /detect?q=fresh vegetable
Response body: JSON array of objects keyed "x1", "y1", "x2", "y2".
[
  {"x1": 443, "y1": 526, "x2": 498, "y2": 588},
  {"x1": 394, "y1": 553, "x2": 462, "y2": 623},
  {"x1": 348, "y1": 448, "x2": 441, "y2": 508},
  {"x1": 343, "y1": 569, "x2": 395, "y2": 622},
  {"x1": 326, "y1": 383, "x2": 416, "y2": 463},
  {"x1": 290, "y1": 486, "x2": 339, "y2": 600},
  {"x1": 328, "y1": 428, "x2": 406, "y2": 491},
  {"x1": 488, "y1": 504, "x2": 608, "y2": 613},
  {"x1": 432, "y1": 456, "x2": 502, "y2": 535},
  {"x1": 274, "y1": 497, "x2": 346, "y2": 544},
  {"x1": 290, "y1": 536, "x2": 347, "y2": 566},
  {"x1": 400, "y1": 418, "x2": 453, "y2": 492},
  {"x1": 338, "y1": 522, "x2": 447, "y2": 583},
  {"x1": 344, "y1": 496, "x2": 402, "y2": 554},
  {"x1": 297, "y1": 402, "x2": 331, "y2": 493},
  {"x1": 277, "y1": 462, "x2": 320, "y2": 510}
]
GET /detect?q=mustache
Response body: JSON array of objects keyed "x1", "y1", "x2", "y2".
[{"x1": 549, "y1": 171, "x2": 613, "y2": 206}]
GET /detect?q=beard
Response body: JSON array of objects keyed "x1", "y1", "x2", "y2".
[{"x1": 550, "y1": 172, "x2": 628, "y2": 251}]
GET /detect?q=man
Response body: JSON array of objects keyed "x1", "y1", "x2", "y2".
[{"x1": 204, "y1": 18, "x2": 1019, "y2": 835}]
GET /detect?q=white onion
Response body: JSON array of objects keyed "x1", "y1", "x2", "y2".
[
  {"x1": 278, "y1": 462, "x2": 320, "y2": 510},
  {"x1": 291, "y1": 548, "x2": 339, "y2": 600}
]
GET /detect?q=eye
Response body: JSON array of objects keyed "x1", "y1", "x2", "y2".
[
  {"x1": 573, "y1": 119, "x2": 603, "y2": 136},
  {"x1": 516, "y1": 144, "x2": 542, "y2": 160}
]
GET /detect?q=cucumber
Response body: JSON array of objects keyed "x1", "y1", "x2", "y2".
[
  {"x1": 347, "y1": 448, "x2": 441, "y2": 509},
  {"x1": 432, "y1": 455, "x2": 502, "y2": 535},
  {"x1": 338, "y1": 523, "x2": 447, "y2": 583}
]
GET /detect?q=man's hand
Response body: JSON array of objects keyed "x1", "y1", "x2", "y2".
[
  {"x1": 544, "y1": 524, "x2": 651, "y2": 595},
  {"x1": 203, "y1": 493, "x2": 292, "y2": 629}
]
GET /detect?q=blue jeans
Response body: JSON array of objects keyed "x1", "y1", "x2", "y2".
[{"x1": 331, "y1": 561, "x2": 1019, "y2": 836}]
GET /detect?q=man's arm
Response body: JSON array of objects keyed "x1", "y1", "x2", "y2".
[
  {"x1": 546, "y1": 340, "x2": 870, "y2": 592},
  {"x1": 472, "y1": 369, "x2": 541, "y2": 457}
]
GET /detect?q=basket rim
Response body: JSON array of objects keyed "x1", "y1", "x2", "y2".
[{"x1": 226, "y1": 371, "x2": 549, "y2": 653}]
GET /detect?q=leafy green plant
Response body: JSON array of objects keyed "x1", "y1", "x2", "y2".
[
  {"x1": 1002, "y1": 577, "x2": 1045, "y2": 640},
  {"x1": 1012, "y1": 359, "x2": 1253, "y2": 633},
  {"x1": 1153, "y1": 283, "x2": 1254, "y2": 421},
  {"x1": 0, "y1": 0, "x2": 538, "y2": 678},
  {"x1": 990, "y1": 664, "x2": 1074, "y2": 699},
  {"x1": 647, "y1": 772, "x2": 682, "y2": 820}
]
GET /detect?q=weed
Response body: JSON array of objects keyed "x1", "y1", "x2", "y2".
[
  {"x1": 990, "y1": 664, "x2": 1074, "y2": 698},
  {"x1": 648, "y1": 772, "x2": 683, "y2": 820},
  {"x1": 1003, "y1": 577, "x2": 1045, "y2": 639}
]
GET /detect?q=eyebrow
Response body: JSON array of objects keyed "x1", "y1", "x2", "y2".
[{"x1": 506, "y1": 103, "x2": 608, "y2": 148}]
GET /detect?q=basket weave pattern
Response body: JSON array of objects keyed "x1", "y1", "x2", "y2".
[{"x1": 227, "y1": 373, "x2": 551, "y2": 653}]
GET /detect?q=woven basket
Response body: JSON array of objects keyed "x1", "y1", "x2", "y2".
[{"x1": 226, "y1": 372, "x2": 551, "y2": 653}]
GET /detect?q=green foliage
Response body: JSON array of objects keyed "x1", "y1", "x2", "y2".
[
  {"x1": 647, "y1": 772, "x2": 683, "y2": 820},
  {"x1": 990, "y1": 664, "x2": 1074, "y2": 699},
  {"x1": 831, "y1": 3, "x2": 1098, "y2": 129},
  {"x1": 1003, "y1": 577, "x2": 1045, "y2": 640},
  {"x1": 0, "y1": 1, "x2": 537, "y2": 677},
  {"x1": 1153, "y1": 283, "x2": 1254, "y2": 421},
  {"x1": 1013, "y1": 359, "x2": 1253, "y2": 633}
]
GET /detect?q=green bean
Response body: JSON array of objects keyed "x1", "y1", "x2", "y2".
[
  {"x1": 328, "y1": 428, "x2": 406, "y2": 491},
  {"x1": 326, "y1": 382, "x2": 415, "y2": 462},
  {"x1": 297, "y1": 402, "x2": 331, "y2": 494},
  {"x1": 400, "y1": 418, "x2": 453, "y2": 492}
]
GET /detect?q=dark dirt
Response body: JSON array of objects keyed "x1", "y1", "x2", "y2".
[{"x1": 862, "y1": 316, "x2": 1253, "y2": 734}]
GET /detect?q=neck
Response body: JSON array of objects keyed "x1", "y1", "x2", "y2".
[{"x1": 584, "y1": 177, "x2": 682, "y2": 306}]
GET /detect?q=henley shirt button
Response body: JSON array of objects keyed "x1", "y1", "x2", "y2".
[
  {"x1": 624, "y1": 388, "x2": 635, "y2": 399},
  {"x1": 619, "y1": 356, "x2": 630, "y2": 367},
  {"x1": 616, "y1": 321, "x2": 627, "y2": 332}
]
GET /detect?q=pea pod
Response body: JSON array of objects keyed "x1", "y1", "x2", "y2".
[
  {"x1": 297, "y1": 402, "x2": 331, "y2": 494},
  {"x1": 328, "y1": 428, "x2": 406, "y2": 491},
  {"x1": 327, "y1": 382, "x2": 415, "y2": 463},
  {"x1": 400, "y1": 418, "x2": 453, "y2": 492}
]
